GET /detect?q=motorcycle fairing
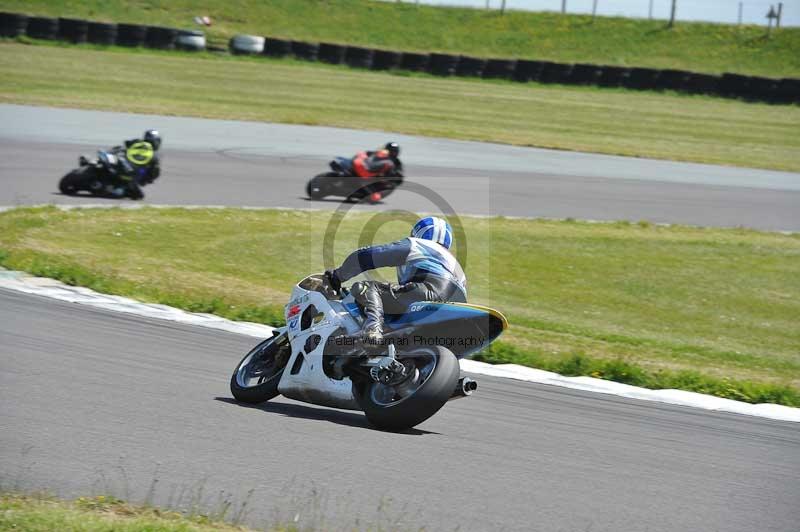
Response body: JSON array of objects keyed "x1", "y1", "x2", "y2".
[{"x1": 330, "y1": 156, "x2": 354, "y2": 175}]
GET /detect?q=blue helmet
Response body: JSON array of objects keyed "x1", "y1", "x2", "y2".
[{"x1": 411, "y1": 216, "x2": 453, "y2": 249}]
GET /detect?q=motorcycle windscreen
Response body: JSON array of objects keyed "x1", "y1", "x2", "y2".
[{"x1": 384, "y1": 302, "x2": 507, "y2": 359}]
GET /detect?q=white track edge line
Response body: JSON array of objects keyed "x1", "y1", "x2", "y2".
[{"x1": 0, "y1": 269, "x2": 797, "y2": 423}]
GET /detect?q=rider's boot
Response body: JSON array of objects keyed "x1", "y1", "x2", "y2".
[{"x1": 353, "y1": 282, "x2": 385, "y2": 348}]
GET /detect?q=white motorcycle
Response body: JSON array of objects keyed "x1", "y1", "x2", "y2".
[{"x1": 230, "y1": 274, "x2": 507, "y2": 431}]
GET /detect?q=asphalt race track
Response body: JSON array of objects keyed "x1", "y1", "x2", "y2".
[
  {"x1": 1, "y1": 289, "x2": 799, "y2": 531},
  {"x1": 2, "y1": 104, "x2": 800, "y2": 230}
]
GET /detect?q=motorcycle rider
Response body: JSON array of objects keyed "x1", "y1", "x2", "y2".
[
  {"x1": 325, "y1": 216, "x2": 466, "y2": 347},
  {"x1": 351, "y1": 142, "x2": 403, "y2": 179},
  {"x1": 83, "y1": 129, "x2": 161, "y2": 198}
]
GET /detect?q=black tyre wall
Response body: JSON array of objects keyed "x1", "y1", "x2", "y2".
[
  {"x1": 623, "y1": 67, "x2": 661, "y2": 90},
  {"x1": 428, "y1": 53, "x2": 459, "y2": 76},
  {"x1": 26, "y1": 16, "x2": 58, "y2": 40},
  {"x1": 569, "y1": 63, "x2": 602, "y2": 85},
  {"x1": 399, "y1": 52, "x2": 429, "y2": 71},
  {"x1": 656, "y1": 69, "x2": 691, "y2": 91},
  {"x1": 345, "y1": 46, "x2": 374, "y2": 69},
  {"x1": 776, "y1": 78, "x2": 800, "y2": 104},
  {"x1": 483, "y1": 59, "x2": 516, "y2": 79},
  {"x1": 264, "y1": 37, "x2": 292, "y2": 57},
  {"x1": 58, "y1": 17, "x2": 88, "y2": 43},
  {"x1": 513, "y1": 60, "x2": 545, "y2": 82},
  {"x1": 318, "y1": 42, "x2": 346, "y2": 64},
  {"x1": 371, "y1": 50, "x2": 402, "y2": 70},
  {"x1": 291, "y1": 40, "x2": 319, "y2": 61},
  {"x1": 597, "y1": 65, "x2": 630, "y2": 87},
  {"x1": 456, "y1": 56, "x2": 486, "y2": 77},
  {"x1": 685, "y1": 73, "x2": 719, "y2": 94},
  {"x1": 1, "y1": 12, "x2": 28, "y2": 38},
  {"x1": 116, "y1": 23, "x2": 147, "y2": 47},
  {"x1": 747, "y1": 76, "x2": 778, "y2": 102},
  {"x1": 146, "y1": 26, "x2": 177, "y2": 49},
  {"x1": 87, "y1": 22, "x2": 116, "y2": 45},
  {"x1": 539, "y1": 62, "x2": 573, "y2": 84}
]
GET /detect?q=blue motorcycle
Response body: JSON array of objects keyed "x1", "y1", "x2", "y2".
[{"x1": 230, "y1": 273, "x2": 507, "y2": 431}]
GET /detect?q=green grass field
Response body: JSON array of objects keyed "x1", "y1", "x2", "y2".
[
  {"x1": 3, "y1": 0, "x2": 799, "y2": 78},
  {"x1": 1, "y1": 206, "x2": 798, "y2": 405},
  {"x1": 0, "y1": 493, "x2": 274, "y2": 531},
  {"x1": 1, "y1": 42, "x2": 797, "y2": 171}
]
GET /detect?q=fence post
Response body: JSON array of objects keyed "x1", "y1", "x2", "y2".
[
  {"x1": 561, "y1": 0, "x2": 566, "y2": 14},
  {"x1": 668, "y1": 0, "x2": 677, "y2": 28}
]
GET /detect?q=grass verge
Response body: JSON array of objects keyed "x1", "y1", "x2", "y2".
[
  {"x1": 2, "y1": 0, "x2": 799, "y2": 77},
  {"x1": 1, "y1": 42, "x2": 798, "y2": 172},
  {"x1": 0, "y1": 493, "x2": 278, "y2": 531},
  {"x1": 1, "y1": 206, "x2": 798, "y2": 406}
]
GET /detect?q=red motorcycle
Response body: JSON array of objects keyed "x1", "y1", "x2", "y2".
[{"x1": 306, "y1": 156, "x2": 403, "y2": 204}]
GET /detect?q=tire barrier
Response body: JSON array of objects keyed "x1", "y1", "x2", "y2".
[
  {"x1": 483, "y1": 59, "x2": 516, "y2": 80},
  {"x1": 263, "y1": 37, "x2": 291, "y2": 57},
  {"x1": 399, "y1": 52, "x2": 429, "y2": 72},
  {"x1": 685, "y1": 73, "x2": 719, "y2": 94},
  {"x1": 176, "y1": 30, "x2": 205, "y2": 51},
  {"x1": 1, "y1": 10, "x2": 795, "y2": 106},
  {"x1": 229, "y1": 34, "x2": 264, "y2": 55},
  {"x1": 0, "y1": 12, "x2": 28, "y2": 38},
  {"x1": 87, "y1": 22, "x2": 116, "y2": 45},
  {"x1": 457, "y1": 56, "x2": 486, "y2": 78},
  {"x1": 569, "y1": 63, "x2": 602, "y2": 85},
  {"x1": 597, "y1": 65, "x2": 630, "y2": 87},
  {"x1": 146, "y1": 26, "x2": 178, "y2": 50},
  {"x1": 657, "y1": 69, "x2": 691, "y2": 91},
  {"x1": 540, "y1": 62, "x2": 573, "y2": 84},
  {"x1": 318, "y1": 42, "x2": 346, "y2": 64},
  {"x1": 371, "y1": 49, "x2": 402, "y2": 70},
  {"x1": 513, "y1": 60, "x2": 545, "y2": 82},
  {"x1": 428, "y1": 53, "x2": 459, "y2": 76},
  {"x1": 26, "y1": 16, "x2": 58, "y2": 40},
  {"x1": 116, "y1": 23, "x2": 147, "y2": 47},
  {"x1": 58, "y1": 17, "x2": 88, "y2": 43},
  {"x1": 291, "y1": 40, "x2": 319, "y2": 61},
  {"x1": 345, "y1": 46, "x2": 374, "y2": 69},
  {"x1": 623, "y1": 67, "x2": 661, "y2": 90}
]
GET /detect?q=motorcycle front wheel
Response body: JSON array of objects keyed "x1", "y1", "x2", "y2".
[
  {"x1": 357, "y1": 346, "x2": 460, "y2": 431},
  {"x1": 306, "y1": 173, "x2": 333, "y2": 200},
  {"x1": 59, "y1": 167, "x2": 94, "y2": 195},
  {"x1": 230, "y1": 333, "x2": 291, "y2": 404}
]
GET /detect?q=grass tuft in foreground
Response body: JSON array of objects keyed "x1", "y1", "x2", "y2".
[
  {"x1": 1, "y1": 206, "x2": 798, "y2": 406},
  {"x1": 0, "y1": 493, "x2": 283, "y2": 532}
]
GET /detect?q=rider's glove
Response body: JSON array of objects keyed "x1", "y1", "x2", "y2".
[{"x1": 324, "y1": 269, "x2": 342, "y2": 293}]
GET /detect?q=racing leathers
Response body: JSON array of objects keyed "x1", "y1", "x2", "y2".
[
  {"x1": 108, "y1": 139, "x2": 160, "y2": 196},
  {"x1": 329, "y1": 237, "x2": 466, "y2": 345},
  {"x1": 351, "y1": 148, "x2": 402, "y2": 179}
]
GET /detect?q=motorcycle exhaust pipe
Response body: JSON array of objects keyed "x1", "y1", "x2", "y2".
[{"x1": 450, "y1": 377, "x2": 477, "y2": 400}]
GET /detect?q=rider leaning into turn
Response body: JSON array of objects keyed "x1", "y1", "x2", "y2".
[
  {"x1": 110, "y1": 129, "x2": 162, "y2": 196},
  {"x1": 351, "y1": 141, "x2": 403, "y2": 178},
  {"x1": 326, "y1": 216, "x2": 466, "y2": 347}
]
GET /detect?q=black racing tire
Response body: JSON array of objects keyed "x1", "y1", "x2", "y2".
[
  {"x1": 345, "y1": 46, "x2": 374, "y2": 69},
  {"x1": 456, "y1": 55, "x2": 486, "y2": 78},
  {"x1": 87, "y1": 22, "x2": 117, "y2": 45},
  {"x1": 58, "y1": 17, "x2": 88, "y2": 43},
  {"x1": 1, "y1": 12, "x2": 28, "y2": 38},
  {"x1": 428, "y1": 53, "x2": 459, "y2": 76},
  {"x1": 264, "y1": 37, "x2": 292, "y2": 57},
  {"x1": 291, "y1": 40, "x2": 319, "y2": 61},
  {"x1": 26, "y1": 16, "x2": 58, "y2": 40},
  {"x1": 371, "y1": 49, "x2": 401, "y2": 70},
  {"x1": 146, "y1": 26, "x2": 178, "y2": 50},
  {"x1": 399, "y1": 52, "x2": 429, "y2": 72},
  {"x1": 307, "y1": 173, "x2": 331, "y2": 200},
  {"x1": 513, "y1": 59, "x2": 545, "y2": 82},
  {"x1": 59, "y1": 170, "x2": 83, "y2": 195},
  {"x1": 358, "y1": 346, "x2": 460, "y2": 432},
  {"x1": 230, "y1": 335, "x2": 290, "y2": 404},
  {"x1": 318, "y1": 42, "x2": 346, "y2": 64},
  {"x1": 483, "y1": 58, "x2": 516, "y2": 80},
  {"x1": 116, "y1": 23, "x2": 147, "y2": 47}
]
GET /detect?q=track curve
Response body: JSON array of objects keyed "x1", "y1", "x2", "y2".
[{"x1": 2, "y1": 104, "x2": 800, "y2": 230}]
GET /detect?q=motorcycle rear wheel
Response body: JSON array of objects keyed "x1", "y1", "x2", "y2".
[
  {"x1": 358, "y1": 346, "x2": 459, "y2": 431},
  {"x1": 230, "y1": 333, "x2": 291, "y2": 404}
]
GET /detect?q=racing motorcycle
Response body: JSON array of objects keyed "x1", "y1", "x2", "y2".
[
  {"x1": 230, "y1": 274, "x2": 507, "y2": 431},
  {"x1": 59, "y1": 150, "x2": 150, "y2": 200},
  {"x1": 306, "y1": 156, "x2": 403, "y2": 204}
]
